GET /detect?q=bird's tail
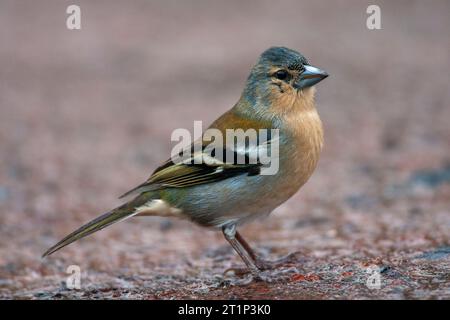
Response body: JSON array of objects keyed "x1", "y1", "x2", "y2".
[{"x1": 42, "y1": 195, "x2": 151, "y2": 258}]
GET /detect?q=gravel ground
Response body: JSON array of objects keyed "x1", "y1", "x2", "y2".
[{"x1": 1, "y1": 0, "x2": 449, "y2": 299}]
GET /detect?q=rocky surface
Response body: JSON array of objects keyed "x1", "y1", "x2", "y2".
[{"x1": 0, "y1": 0, "x2": 449, "y2": 299}]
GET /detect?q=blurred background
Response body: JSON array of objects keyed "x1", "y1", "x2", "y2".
[{"x1": 0, "y1": 0, "x2": 449, "y2": 299}]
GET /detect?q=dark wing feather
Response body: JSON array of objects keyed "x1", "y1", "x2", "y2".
[{"x1": 119, "y1": 135, "x2": 274, "y2": 198}]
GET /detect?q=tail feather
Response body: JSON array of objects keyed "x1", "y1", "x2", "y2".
[{"x1": 42, "y1": 196, "x2": 149, "y2": 258}]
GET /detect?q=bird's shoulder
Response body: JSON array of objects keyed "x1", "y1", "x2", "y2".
[{"x1": 208, "y1": 107, "x2": 272, "y2": 133}]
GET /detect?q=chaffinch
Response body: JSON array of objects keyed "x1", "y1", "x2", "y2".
[{"x1": 43, "y1": 47, "x2": 328, "y2": 274}]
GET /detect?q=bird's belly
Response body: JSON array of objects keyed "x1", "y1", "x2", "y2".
[{"x1": 163, "y1": 175, "x2": 279, "y2": 227}]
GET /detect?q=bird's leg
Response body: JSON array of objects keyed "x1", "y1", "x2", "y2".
[
  {"x1": 237, "y1": 231, "x2": 300, "y2": 270},
  {"x1": 223, "y1": 225, "x2": 300, "y2": 274},
  {"x1": 234, "y1": 231, "x2": 256, "y2": 260},
  {"x1": 222, "y1": 224, "x2": 259, "y2": 275}
]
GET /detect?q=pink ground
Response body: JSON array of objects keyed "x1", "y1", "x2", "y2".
[{"x1": 0, "y1": 0, "x2": 449, "y2": 299}]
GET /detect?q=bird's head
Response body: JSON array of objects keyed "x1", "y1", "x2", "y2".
[{"x1": 240, "y1": 47, "x2": 328, "y2": 116}]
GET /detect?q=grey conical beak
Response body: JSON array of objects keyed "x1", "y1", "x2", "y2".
[{"x1": 294, "y1": 65, "x2": 329, "y2": 90}]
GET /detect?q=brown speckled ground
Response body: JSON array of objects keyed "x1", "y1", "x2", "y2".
[{"x1": 1, "y1": 0, "x2": 449, "y2": 299}]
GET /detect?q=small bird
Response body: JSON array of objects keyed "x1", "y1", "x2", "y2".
[{"x1": 43, "y1": 47, "x2": 328, "y2": 274}]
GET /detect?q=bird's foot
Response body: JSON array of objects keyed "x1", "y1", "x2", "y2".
[
  {"x1": 223, "y1": 251, "x2": 302, "y2": 278},
  {"x1": 255, "y1": 251, "x2": 302, "y2": 270}
]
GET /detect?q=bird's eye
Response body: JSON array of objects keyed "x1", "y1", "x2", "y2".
[{"x1": 274, "y1": 70, "x2": 288, "y2": 80}]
